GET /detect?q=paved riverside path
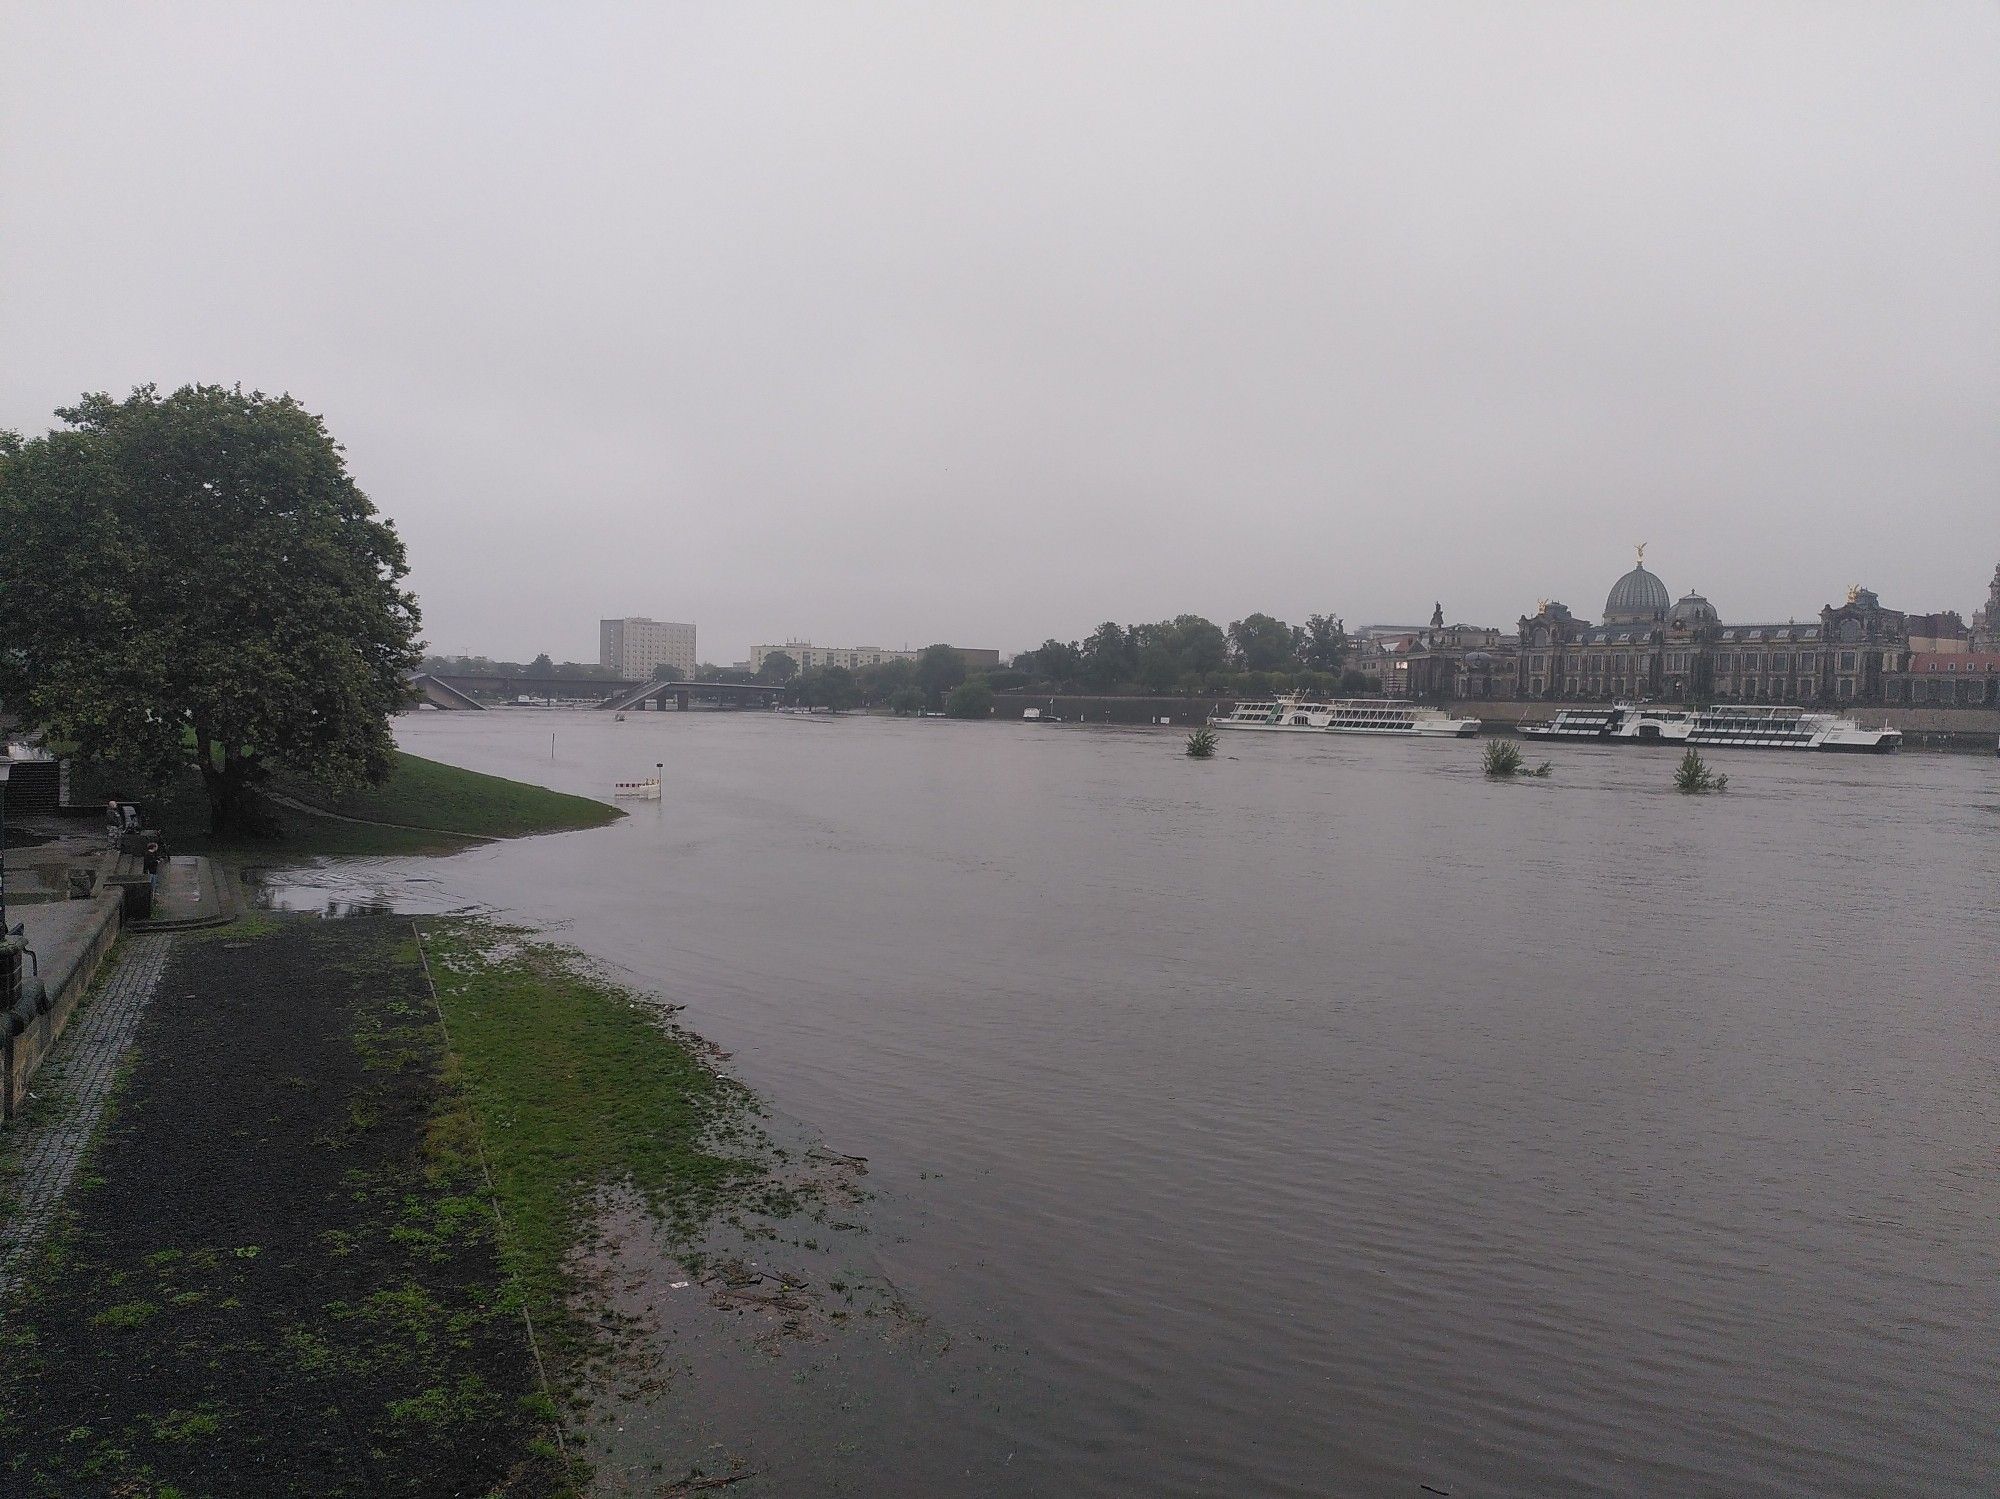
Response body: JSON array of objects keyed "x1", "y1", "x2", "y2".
[
  {"x1": 0, "y1": 934, "x2": 171, "y2": 1305},
  {"x1": 0, "y1": 917, "x2": 564, "y2": 1496}
]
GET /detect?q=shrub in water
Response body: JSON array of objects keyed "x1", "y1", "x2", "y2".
[
  {"x1": 1185, "y1": 728, "x2": 1218, "y2": 759},
  {"x1": 1482, "y1": 739, "x2": 1523, "y2": 777},
  {"x1": 1674, "y1": 748, "x2": 1728, "y2": 793}
]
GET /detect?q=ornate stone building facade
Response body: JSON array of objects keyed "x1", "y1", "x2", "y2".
[
  {"x1": 1972, "y1": 562, "x2": 2000, "y2": 648},
  {"x1": 1390, "y1": 618, "x2": 1513, "y2": 700},
  {"x1": 1382, "y1": 554, "x2": 2000, "y2": 708},
  {"x1": 1513, "y1": 553, "x2": 1926, "y2": 706}
]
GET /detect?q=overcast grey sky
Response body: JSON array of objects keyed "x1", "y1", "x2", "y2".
[{"x1": 4, "y1": 3, "x2": 1996, "y2": 662}]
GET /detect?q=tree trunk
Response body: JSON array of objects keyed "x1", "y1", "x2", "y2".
[{"x1": 201, "y1": 746, "x2": 262, "y2": 836}]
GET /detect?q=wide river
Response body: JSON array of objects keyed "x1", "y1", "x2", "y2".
[{"x1": 289, "y1": 710, "x2": 1998, "y2": 1496}]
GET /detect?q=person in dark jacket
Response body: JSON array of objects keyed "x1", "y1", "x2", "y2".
[{"x1": 142, "y1": 841, "x2": 161, "y2": 896}]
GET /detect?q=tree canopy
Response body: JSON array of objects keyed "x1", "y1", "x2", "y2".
[
  {"x1": 998, "y1": 610, "x2": 1356, "y2": 697},
  {"x1": 1227, "y1": 613, "x2": 1294, "y2": 672},
  {"x1": 943, "y1": 677, "x2": 993, "y2": 718},
  {"x1": 0, "y1": 384, "x2": 422, "y2": 832},
  {"x1": 915, "y1": 643, "x2": 966, "y2": 706}
]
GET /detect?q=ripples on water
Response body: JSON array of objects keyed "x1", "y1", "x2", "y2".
[{"x1": 337, "y1": 711, "x2": 1999, "y2": 1496}]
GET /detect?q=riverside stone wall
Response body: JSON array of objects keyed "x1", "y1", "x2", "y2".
[
  {"x1": 3, "y1": 895, "x2": 121, "y2": 1119},
  {"x1": 992, "y1": 693, "x2": 1224, "y2": 726}
]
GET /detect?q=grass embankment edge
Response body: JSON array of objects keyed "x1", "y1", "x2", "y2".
[
  {"x1": 133, "y1": 749, "x2": 624, "y2": 858},
  {"x1": 408, "y1": 918, "x2": 776, "y2": 1374}
]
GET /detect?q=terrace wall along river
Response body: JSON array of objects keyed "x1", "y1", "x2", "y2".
[{"x1": 283, "y1": 710, "x2": 2000, "y2": 1497}]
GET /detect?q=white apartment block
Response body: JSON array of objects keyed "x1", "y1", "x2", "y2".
[
  {"x1": 750, "y1": 640, "x2": 915, "y2": 674},
  {"x1": 600, "y1": 617, "x2": 698, "y2": 679}
]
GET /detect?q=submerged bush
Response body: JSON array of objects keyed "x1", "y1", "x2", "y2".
[
  {"x1": 1482, "y1": 740, "x2": 1553, "y2": 778},
  {"x1": 1185, "y1": 728, "x2": 1218, "y2": 759},
  {"x1": 1674, "y1": 748, "x2": 1728, "y2": 793}
]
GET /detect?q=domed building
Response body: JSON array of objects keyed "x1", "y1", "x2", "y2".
[
  {"x1": 1516, "y1": 548, "x2": 1672, "y2": 699},
  {"x1": 1603, "y1": 559, "x2": 1671, "y2": 624},
  {"x1": 1513, "y1": 551, "x2": 1914, "y2": 703},
  {"x1": 1669, "y1": 592, "x2": 1718, "y2": 631}
]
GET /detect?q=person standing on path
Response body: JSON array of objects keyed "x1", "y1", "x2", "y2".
[
  {"x1": 142, "y1": 842, "x2": 160, "y2": 898},
  {"x1": 105, "y1": 798, "x2": 122, "y2": 850}
]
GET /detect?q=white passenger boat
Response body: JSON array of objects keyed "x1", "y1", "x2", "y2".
[
  {"x1": 1521, "y1": 702, "x2": 1898, "y2": 752},
  {"x1": 1519, "y1": 706, "x2": 1626, "y2": 741},
  {"x1": 1210, "y1": 695, "x2": 1481, "y2": 738},
  {"x1": 1678, "y1": 704, "x2": 1900, "y2": 753},
  {"x1": 612, "y1": 777, "x2": 662, "y2": 799}
]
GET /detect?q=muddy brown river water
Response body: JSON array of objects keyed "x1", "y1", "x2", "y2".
[{"x1": 264, "y1": 709, "x2": 2000, "y2": 1497}]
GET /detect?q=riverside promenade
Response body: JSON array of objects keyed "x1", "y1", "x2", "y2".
[
  {"x1": 1, "y1": 842, "x2": 238, "y2": 1295},
  {"x1": 0, "y1": 914, "x2": 566, "y2": 1494}
]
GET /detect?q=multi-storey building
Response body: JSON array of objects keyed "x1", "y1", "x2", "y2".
[
  {"x1": 748, "y1": 642, "x2": 1001, "y2": 675},
  {"x1": 749, "y1": 641, "x2": 915, "y2": 674},
  {"x1": 599, "y1": 617, "x2": 697, "y2": 680},
  {"x1": 1513, "y1": 554, "x2": 1925, "y2": 706},
  {"x1": 1906, "y1": 651, "x2": 2000, "y2": 706}
]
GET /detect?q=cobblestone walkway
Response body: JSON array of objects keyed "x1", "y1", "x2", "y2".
[{"x1": 0, "y1": 934, "x2": 172, "y2": 1307}]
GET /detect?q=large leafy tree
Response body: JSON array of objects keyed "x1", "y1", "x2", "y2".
[
  {"x1": 1028, "y1": 638, "x2": 1083, "y2": 686},
  {"x1": 0, "y1": 385, "x2": 422, "y2": 833},
  {"x1": 1169, "y1": 614, "x2": 1229, "y2": 678},
  {"x1": 789, "y1": 665, "x2": 858, "y2": 709},
  {"x1": 943, "y1": 677, "x2": 993, "y2": 718},
  {"x1": 1299, "y1": 613, "x2": 1347, "y2": 672},
  {"x1": 1081, "y1": 621, "x2": 1132, "y2": 690},
  {"x1": 1227, "y1": 612, "x2": 1295, "y2": 671},
  {"x1": 915, "y1": 643, "x2": 966, "y2": 706}
]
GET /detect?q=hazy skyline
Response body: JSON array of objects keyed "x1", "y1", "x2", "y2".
[{"x1": 5, "y1": 3, "x2": 1996, "y2": 662}]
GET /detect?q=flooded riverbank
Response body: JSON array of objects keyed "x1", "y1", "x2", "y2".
[{"x1": 263, "y1": 708, "x2": 2000, "y2": 1497}]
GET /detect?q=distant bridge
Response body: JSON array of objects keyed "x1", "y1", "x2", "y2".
[
  {"x1": 421, "y1": 671, "x2": 640, "y2": 701},
  {"x1": 597, "y1": 679, "x2": 784, "y2": 712},
  {"x1": 408, "y1": 673, "x2": 488, "y2": 710},
  {"x1": 408, "y1": 671, "x2": 783, "y2": 712}
]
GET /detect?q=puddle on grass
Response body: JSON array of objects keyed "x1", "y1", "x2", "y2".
[{"x1": 245, "y1": 862, "x2": 483, "y2": 919}]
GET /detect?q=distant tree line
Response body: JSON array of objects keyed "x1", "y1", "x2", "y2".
[
  {"x1": 752, "y1": 644, "x2": 973, "y2": 714},
  {"x1": 739, "y1": 615, "x2": 1371, "y2": 717},
  {"x1": 1008, "y1": 613, "x2": 1370, "y2": 698},
  {"x1": 430, "y1": 611, "x2": 1367, "y2": 719}
]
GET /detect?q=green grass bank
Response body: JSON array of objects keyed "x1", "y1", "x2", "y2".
[
  {"x1": 412, "y1": 922, "x2": 788, "y2": 1365},
  {"x1": 82, "y1": 749, "x2": 623, "y2": 858}
]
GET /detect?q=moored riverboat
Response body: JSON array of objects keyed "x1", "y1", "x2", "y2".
[
  {"x1": 1680, "y1": 704, "x2": 1900, "y2": 752},
  {"x1": 1210, "y1": 695, "x2": 1481, "y2": 737},
  {"x1": 1520, "y1": 706, "x2": 1627, "y2": 741},
  {"x1": 1524, "y1": 701, "x2": 1898, "y2": 752}
]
